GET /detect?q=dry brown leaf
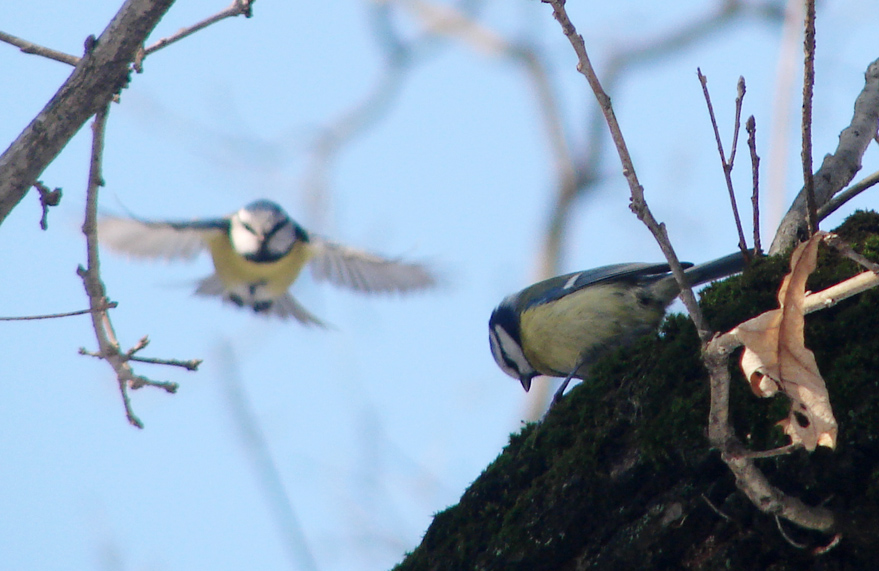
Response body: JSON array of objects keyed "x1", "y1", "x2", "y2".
[{"x1": 732, "y1": 232, "x2": 838, "y2": 451}]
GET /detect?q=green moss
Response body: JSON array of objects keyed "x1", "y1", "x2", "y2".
[{"x1": 396, "y1": 212, "x2": 879, "y2": 571}]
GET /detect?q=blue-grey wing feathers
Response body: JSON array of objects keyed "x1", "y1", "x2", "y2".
[
  {"x1": 528, "y1": 262, "x2": 690, "y2": 307},
  {"x1": 308, "y1": 238, "x2": 437, "y2": 294},
  {"x1": 97, "y1": 215, "x2": 228, "y2": 261}
]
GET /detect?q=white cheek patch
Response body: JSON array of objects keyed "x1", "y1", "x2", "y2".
[
  {"x1": 489, "y1": 329, "x2": 509, "y2": 373},
  {"x1": 490, "y1": 325, "x2": 533, "y2": 380},
  {"x1": 230, "y1": 223, "x2": 261, "y2": 257}
]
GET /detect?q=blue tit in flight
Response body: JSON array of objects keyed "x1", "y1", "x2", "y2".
[
  {"x1": 98, "y1": 199, "x2": 437, "y2": 325},
  {"x1": 488, "y1": 252, "x2": 746, "y2": 397}
]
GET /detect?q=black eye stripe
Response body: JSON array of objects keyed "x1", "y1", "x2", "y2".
[
  {"x1": 265, "y1": 219, "x2": 288, "y2": 239},
  {"x1": 490, "y1": 326, "x2": 522, "y2": 373}
]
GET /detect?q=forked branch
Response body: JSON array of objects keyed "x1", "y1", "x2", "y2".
[{"x1": 77, "y1": 106, "x2": 198, "y2": 428}]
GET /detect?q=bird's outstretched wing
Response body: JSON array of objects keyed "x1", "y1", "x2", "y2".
[
  {"x1": 308, "y1": 238, "x2": 437, "y2": 294},
  {"x1": 97, "y1": 216, "x2": 229, "y2": 261}
]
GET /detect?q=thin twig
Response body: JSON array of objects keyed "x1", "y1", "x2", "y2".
[
  {"x1": 0, "y1": 30, "x2": 80, "y2": 66},
  {"x1": 742, "y1": 443, "x2": 800, "y2": 459},
  {"x1": 0, "y1": 302, "x2": 117, "y2": 321},
  {"x1": 128, "y1": 374, "x2": 179, "y2": 391},
  {"x1": 135, "y1": 0, "x2": 255, "y2": 71},
  {"x1": 728, "y1": 76, "x2": 746, "y2": 169},
  {"x1": 302, "y1": 2, "x2": 413, "y2": 229},
  {"x1": 122, "y1": 336, "x2": 203, "y2": 370},
  {"x1": 822, "y1": 233, "x2": 879, "y2": 273},
  {"x1": 700, "y1": 493, "x2": 732, "y2": 522},
  {"x1": 746, "y1": 116, "x2": 762, "y2": 252},
  {"x1": 545, "y1": 1, "x2": 698, "y2": 425},
  {"x1": 526, "y1": 0, "x2": 779, "y2": 416},
  {"x1": 543, "y1": 0, "x2": 708, "y2": 339},
  {"x1": 129, "y1": 355, "x2": 203, "y2": 371},
  {"x1": 817, "y1": 170, "x2": 879, "y2": 221},
  {"x1": 79, "y1": 105, "x2": 144, "y2": 427},
  {"x1": 697, "y1": 68, "x2": 750, "y2": 257},
  {"x1": 33, "y1": 181, "x2": 62, "y2": 231},
  {"x1": 125, "y1": 336, "x2": 150, "y2": 357},
  {"x1": 77, "y1": 106, "x2": 187, "y2": 428},
  {"x1": 770, "y1": 57, "x2": 879, "y2": 254},
  {"x1": 776, "y1": 515, "x2": 809, "y2": 549},
  {"x1": 801, "y1": 0, "x2": 817, "y2": 235},
  {"x1": 538, "y1": 0, "x2": 775, "y2": 282},
  {"x1": 802, "y1": 270, "x2": 879, "y2": 313},
  {"x1": 78, "y1": 347, "x2": 196, "y2": 375},
  {"x1": 216, "y1": 342, "x2": 320, "y2": 571},
  {"x1": 812, "y1": 533, "x2": 843, "y2": 555}
]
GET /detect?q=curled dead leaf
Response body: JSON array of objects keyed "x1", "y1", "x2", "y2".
[{"x1": 732, "y1": 233, "x2": 838, "y2": 451}]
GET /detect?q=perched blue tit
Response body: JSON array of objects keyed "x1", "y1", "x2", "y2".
[
  {"x1": 97, "y1": 199, "x2": 437, "y2": 325},
  {"x1": 488, "y1": 252, "x2": 746, "y2": 395}
]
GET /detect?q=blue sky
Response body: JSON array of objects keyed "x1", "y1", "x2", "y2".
[{"x1": 1, "y1": 1, "x2": 877, "y2": 570}]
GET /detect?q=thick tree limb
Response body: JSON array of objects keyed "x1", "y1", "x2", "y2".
[
  {"x1": 769, "y1": 57, "x2": 879, "y2": 254},
  {"x1": 0, "y1": 0, "x2": 175, "y2": 224}
]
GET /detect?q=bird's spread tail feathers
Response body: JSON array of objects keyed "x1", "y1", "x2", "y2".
[{"x1": 194, "y1": 275, "x2": 326, "y2": 326}]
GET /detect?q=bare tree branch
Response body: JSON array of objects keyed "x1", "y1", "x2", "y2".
[
  {"x1": 0, "y1": 302, "x2": 117, "y2": 321},
  {"x1": 542, "y1": 0, "x2": 708, "y2": 342},
  {"x1": 703, "y1": 236, "x2": 879, "y2": 534},
  {"x1": 770, "y1": 57, "x2": 879, "y2": 254},
  {"x1": 704, "y1": 332, "x2": 835, "y2": 533},
  {"x1": 302, "y1": 2, "x2": 414, "y2": 227},
  {"x1": 0, "y1": 0, "x2": 175, "y2": 225},
  {"x1": 541, "y1": 0, "x2": 879, "y2": 536},
  {"x1": 697, "y1": 69, "x2": 750, "y2": 257},
  {"x1": 539, "y1": 0, "x2": 783, "y2": 277},
  {"x1": 801, "y1": 0, "x2": 817, "y2": 235},
  {"x1": 817, "y1": 169, "x2": 879, "y2": 221},
  {"x1": 77, "y1": 106, "x2": 188, "y2": 428},
  {"x1": 0, "y1": 30, "x2": 80, "y2": 66},
  {"x1": 525, "y1": 0, "x2": 781, "y2": 416},
  {"x1": 822, "y1": 233, "x2": 879, "y2": 273},
  {"x1": 215, "y1": 342, "x2": 320, "y2": 571},
  {"x1": 33, "y1": 181, "x2": 62, "y2": 230},
  {"x1": 746, "y1": 115, "x2": 762, "y2": 252},
  {"x1": 135, "y1": 0, "x2": 255, "y2": 71}
]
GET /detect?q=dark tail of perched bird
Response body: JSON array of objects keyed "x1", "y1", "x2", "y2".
[{"x1": 648, "y1": 251, "x2": 747, "y2": 304}]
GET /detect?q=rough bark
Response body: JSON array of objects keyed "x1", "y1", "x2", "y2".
[{"x1": 0, "y1": 0, "x2": 175, "y2": 224}]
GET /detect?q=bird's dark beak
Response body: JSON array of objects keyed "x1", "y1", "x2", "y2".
[{"x1": 520, "y1": 376, "x2": 532, "y2": 392}]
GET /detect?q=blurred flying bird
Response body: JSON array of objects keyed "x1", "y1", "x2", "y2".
[{"x1": 98, "y1": 199, "x2": 437, "y2": 325}]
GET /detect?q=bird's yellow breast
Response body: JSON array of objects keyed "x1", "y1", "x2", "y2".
[
  {"x1": 519, "y1": 284, "x2": 665, "y2": 377},
  {"x1": 207, "y1": 235, "x2": 313, "y2": 295}
]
